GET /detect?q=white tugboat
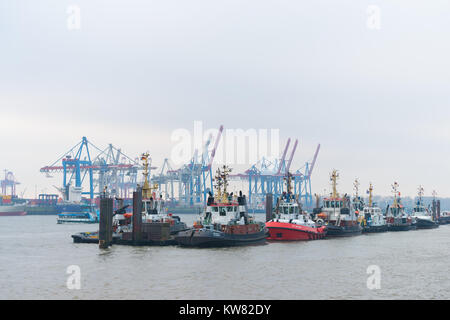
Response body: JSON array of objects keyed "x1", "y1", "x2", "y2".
[
  {"x1": 386, "y1": 182, "x2": 416, "y2": 231},
  {"x1": 114, "y1": 153, "x2": 188, "y2": 234},
  {"x1": 175, "y1": 165, "x2": 267, "y2": 247},
  {"x1": 411, "y1": 186, "x2": 439, "y2": 229},
  {"x1": 361, "y1": 183, "x2": 387, "y2": 233},
  {"x1": 316, "y1": 170, "x2": 362, "y2": 237}
]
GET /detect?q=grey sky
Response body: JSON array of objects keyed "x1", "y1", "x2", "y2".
[{"x1": 1, "y1": 1, "x2": 450, "y2": 198}]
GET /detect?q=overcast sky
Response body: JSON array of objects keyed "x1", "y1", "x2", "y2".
[{"x1": 1, "y1": 1, "x2": 450, "y2": 198}]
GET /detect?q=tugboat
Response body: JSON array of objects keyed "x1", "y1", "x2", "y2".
[
  {"x1": 315, "y1": 170, "x2": 362, "y2": 237},
  {"x1": 175, "y1": 165, "x2": 267, "y2": 247},
  {"x1": 266, "y1": 172, "x2": 326, "y2": 240},
  {"x1": 411, "y1": 186, "x2": 439, "y2": 229},
  {"x1": 360, "y1": 183, "x2": 387, "y2": 233},
  {"x1": 386, "y1": 182, "x2": 415, "y2": 231}
]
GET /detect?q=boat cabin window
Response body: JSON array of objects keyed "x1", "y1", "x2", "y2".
[
  {"x1": 390, "y1": 207, "x2": 399, "y2": 215},
  {"x1": 325, "y1": 201, "x2": 342, "y2": 208},
  {"x1": 219, "y1": 207, "x2": 227, "y2": 216}
]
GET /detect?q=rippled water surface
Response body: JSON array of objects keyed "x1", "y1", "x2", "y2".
[{"x1": 1, "y1": 215, "x2": 450, "y2": 299}]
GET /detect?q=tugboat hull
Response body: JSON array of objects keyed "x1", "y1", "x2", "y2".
[
  {"x1": 175, "y1": 228, "x2": 267, "y2": 248},
  {"x1": 363, "y1": 224, "x2": 388, "y2": 233},
  {"x1": 388, "y1": 224, "x2": 413, "y2": 231},
  {"x1": 416, "y1": 219, "x2": 439, "y2": 229},
  {"x1": 325, "y1": 224, "x2": 362, "y2": 237},
  {"x1": 266, "y1": 221, "x2": 326, "y2": 240}
]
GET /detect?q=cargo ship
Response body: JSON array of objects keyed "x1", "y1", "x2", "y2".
[
  {"x1": 266, "y1": 172, "x2": 326, "y2": 241},
  {"x1": 386, "y1": 182, "x2": 416, "y2": 231},
  {"x1": 411, "y1": 186, "x2": 439, "y2": 229},
  {"x1": 0, "y1": 195, "x2": 26, "y2": 216},
  {"x1": 360, "y1": 183, "x2": 387, "y2": 233},
  {"x1": 175, "y1": 165, "x2": 267, "y2": 247},
  {"x1": 315, "y1": 170, "x2": 362, "y2": 237}
]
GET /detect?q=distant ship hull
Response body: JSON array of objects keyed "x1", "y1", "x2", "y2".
[
  {"x1": 266, "y1": 221, "x2": 326, "y2": 241},
  {"x1": 0, "y1": 205, "x2": 27, "y2": 216},
  {"x1": 388, "y1": 224, "x2": 414, "y2": 231},
  {"x1": 0, "y1": 211, "x2": 26, "y2": 216}
]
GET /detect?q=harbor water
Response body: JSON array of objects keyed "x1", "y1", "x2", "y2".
[{"x1": 1, "y1": 214, "x2": 449, "y2": 300}]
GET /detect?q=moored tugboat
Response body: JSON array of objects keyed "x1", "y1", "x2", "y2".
[
  {"x1": 266, "y1": 173, "x2": 326, "y2": 241},
  {"x1": 360, "y1": 183, "x2": 387, "y2": 233},
  {"x1": 316, "y1": 170, "x2": 362, "y2": 237},
  {"x1": 175, "y1": 165, "x2": 267, "y2": 248},
  {"x1": 411, "y1": 186, "x2": 439, "y2": 229},
  {"x1": 386, "y1": 182, "x2": 415, "y2": 231}
]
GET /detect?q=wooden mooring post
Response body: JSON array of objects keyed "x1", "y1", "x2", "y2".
[
  {"x1": 265, "y1": 193, "x2": 273, "y2": 222},
  {"x1": 99, "y1": 197, "x2": 114, "y2": 249},
  {"x1": 132, "y1": 187, "x2": 143, "y2": 245}
]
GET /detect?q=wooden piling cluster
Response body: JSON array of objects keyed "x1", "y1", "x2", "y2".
[{"x1": 96, "y1": 186, "x2": 176, "y2": 247}]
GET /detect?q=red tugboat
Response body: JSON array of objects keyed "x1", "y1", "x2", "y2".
[{"x1": 266, "y1": 173, "x2": 326, "y2": 241}]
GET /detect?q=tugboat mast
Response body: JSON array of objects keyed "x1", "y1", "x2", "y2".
[
  {"x1": 368, "y1": 183, "x2": 374, "y2": 207},
  {"x1": 215, "y1": 165, "x2": 232, "y2": 203},
  {"x1": 330, "y1": 170, "x2": 339, "y2": 198},
  {"x1": 141, "y1": 152, "x2": 158, "y2": 199},
  {"x1": 284, "y1": 172, "x2": 293, "y2": 200},
  {"x1": 418, "y1": 185, "x2": 424, "y2": 207},
  {"x1": 392, "y1": 182, "x2": 400, "y2": 208},
  {"x1": 353, "y1": 179, "x2": 360, "y2": 199}
]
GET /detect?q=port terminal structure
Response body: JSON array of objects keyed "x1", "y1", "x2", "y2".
[
  {"x1": 40, "y1": 137, "x2": 147, "y2": 202},
  {"x1": 230, "y1": 139, "x2": 320, "y2": 210},
  {"x1": 40, "y1": 132, "x2": 319, "y2": 209},
  {"x1": 152, "y1": 125, "x2": 320, "y2": 210}
]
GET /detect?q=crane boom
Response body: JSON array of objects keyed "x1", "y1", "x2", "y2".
[
  {"x1": 307, "y1": 144, "x2": 321, "y2": 178},
  {"x1": 207, "y1": 125, "x2": 224, "y2": 169},
  {"x1": 285, "y1": 139, "x2": 298, "y2": 174},
  {"x1": 276, "y1": 138, "x2": 291, "y2": 175}
]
